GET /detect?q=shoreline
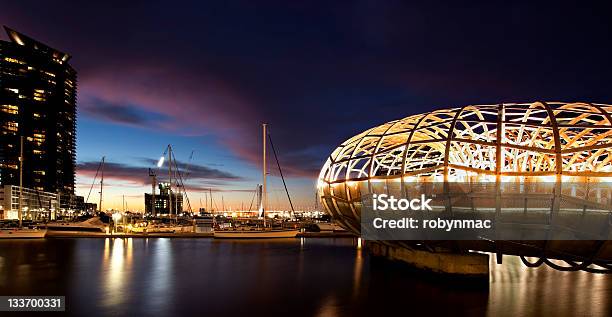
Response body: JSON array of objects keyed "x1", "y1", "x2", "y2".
[{"x1": 41, "y1": 231, "x2": 356, "y2": 239}]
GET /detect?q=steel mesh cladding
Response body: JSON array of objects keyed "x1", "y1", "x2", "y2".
[{"x1": 317, "y1": 102, "x2": 612, "y2": 235}]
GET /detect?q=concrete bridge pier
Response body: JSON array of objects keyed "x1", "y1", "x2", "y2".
[{"x1": 367, "y1": 241, "x2": 490, "y2": 280}]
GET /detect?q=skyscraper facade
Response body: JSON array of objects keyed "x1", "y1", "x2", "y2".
[{"x1": 0, "y1": 27, "x2": 76, "y2": 198}]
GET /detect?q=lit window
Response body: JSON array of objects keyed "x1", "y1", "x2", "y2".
[
  {"x1": 1, "y1": 105, "x2": 18, "y2": 114},
  {"x1": 4, "y1": 122, "x2": 18, "y2": 132},
  {"x1": 30, "y1": 133, "x2": 46, "y2": 146},
  {"x1": 33, "y1": 89, "x2": 46, "y2": 102},
  {"x1": 3, "y1": 57, "x2": 25, "y2": 64}
]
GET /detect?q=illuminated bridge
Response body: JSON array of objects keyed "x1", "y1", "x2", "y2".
[{"x1": 318, "y1": 102, "x2": 612, "y2": 274}]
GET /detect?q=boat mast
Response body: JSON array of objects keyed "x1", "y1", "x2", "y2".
[
  {"x1": 262, "y1": 123, "x2": 267, "y2": 227},
  {"x1": 18, "y1": 136, "x2": 23, "y2": 228},
  {"x1": 99, "y1": 156, "x2": 105, "y2": 212},
  {"x1": 168, "y1": 144, "x2": 173, "y2": 218}
]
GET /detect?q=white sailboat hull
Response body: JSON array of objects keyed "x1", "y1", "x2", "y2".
[
  {"x1": 214, "y1": 229, "x2": 299, "y2": 239},
  {"x1": 0, "y1": 228, "x2": 47, "y2": 239},
  {"x1": 144, "y1": 225, "x2": 194, "y2": 233},
  {"x1": 46, "y1": 217, "x2": 107, "y2": 233}
]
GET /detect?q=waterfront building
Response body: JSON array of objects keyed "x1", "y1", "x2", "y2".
[
  {"x1": 62, "y1": 193, "x2": 85, "y2": 212},
  {"x1": 0, "y1": 184, "x2": 59, "y2": 220},
  {"x1": 0, "y1": 26, "x2": 77, "y2": 201},
  {"x1": 83, "y1": 202, "x2": 97, "y2": 213},
  {"x1": 144, "y1": 183, "x2": 183, "y2": 215}
]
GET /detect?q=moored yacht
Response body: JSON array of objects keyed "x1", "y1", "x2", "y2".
[
  {"x1": 214, "y1": 227, "x2": 298, "y2": 238},
  {"x1": 0, "y1": 227, "x2": 47, "y2": 239},
  {"x1": 213, "y1": 124, "x2": 298, "y2": 239},
  {"x1": 46, "y1": 217, "x2": 107, "y2": 233}
]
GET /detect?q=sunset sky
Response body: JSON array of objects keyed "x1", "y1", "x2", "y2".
[{"x1": 2, "y1": 1, "x2": 612, "y2": 211}]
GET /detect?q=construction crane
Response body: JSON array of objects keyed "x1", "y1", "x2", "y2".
[
  {"x1": 171, "y1": 149, "x2": 193, "y2": 214},
  {"x1": 148, "y1": 168, "x2": 157, "y2": 216},
  {"x1": 155, "y1": 145, "x2": 194, "y2": 216}
]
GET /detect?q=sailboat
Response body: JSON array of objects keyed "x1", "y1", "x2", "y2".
[
  {"x1": 214, "y1": 124, "x2": 299, "y2": 239},
  {"x1": 0, "y1": 226, "x2": 47, "y2": 239},
  {"x1": 0, "y1": 136, "x2": 47, "y2": 239}
]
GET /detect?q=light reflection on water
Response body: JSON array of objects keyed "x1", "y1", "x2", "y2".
[
  {"x1": 101, "y1": 238, "x2": 133, "y2": 308},
  {"x1": 352, "y1": 241, "x2": 363, "y2": 299},
  {"x1": 0, "y1": 238, "x2": 610, "y2": 317},
  {"x1": 488, "y1": 255, "x2": 611, "y2": 316},
  {"x1": 145, "y1": 238, "x2": 172, "y2": 314}
]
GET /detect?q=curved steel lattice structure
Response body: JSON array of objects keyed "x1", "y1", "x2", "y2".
[
  {"x1": 320, "y1": 102, "x2": 612, "y2": 184},
  {"x1": 317, "y1": 102, "x2": 612, "y2": 273}
]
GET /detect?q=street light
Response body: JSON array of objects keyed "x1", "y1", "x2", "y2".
[{"x1": 157, "y1": 156, "x2": 165, "y2": 168}]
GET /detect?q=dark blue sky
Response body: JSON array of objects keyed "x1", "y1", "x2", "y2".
[{"x1": 2, "y1": 1, "x2": 611, "y2": 209}]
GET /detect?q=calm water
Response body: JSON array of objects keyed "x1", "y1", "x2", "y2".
[{"x1": 0, "y1": 238, "x2": 611, "y2": 316}]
